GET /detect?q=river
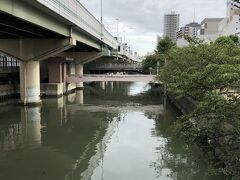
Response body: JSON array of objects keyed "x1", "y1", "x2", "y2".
[{"x1": 0, "y1": 82, "x2": 224, "y2": 180}]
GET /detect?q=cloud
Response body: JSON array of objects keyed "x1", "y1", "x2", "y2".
[{"x1": 79, "y1": 0, "x2": 226, "y2": 55}]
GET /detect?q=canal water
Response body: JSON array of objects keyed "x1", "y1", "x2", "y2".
[{"x1": 0, "y1": 82, "x2": 224, "y2": 180}]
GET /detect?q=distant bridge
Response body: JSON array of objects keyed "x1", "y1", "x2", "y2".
[
  {"x1": 86, "y1": 63, "x2": 142, "y2": 71},
  {"x1": 67, "y1": 75, "x2": 157, "y2": 83},
  {"x1": 85, "y1": 57, "x2": 142, "y2": 72}
]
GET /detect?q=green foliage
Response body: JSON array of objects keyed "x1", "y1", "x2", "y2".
[
  {"x1": 184, "y1": 35, "x2": 204, "y2": 45},
  {"x1": 229, "y1": 35, "x2": 240, "y2": 45},
  {"x1": 142, "y1": 54, "x2": 162, "y2": 73},
  {"x1": 214, "y1": 35, "x2": 239, "y2": 46},
  {"x1": 142, "y1": 36, "x2": 175, "y2": 74},
  {"x1": 158, "y1": 35, "x2": 240, "y2": 178},
  {"x1": 159, "y1": 36, "x2": 240, "y2": 100},
  {"x1": 156, "y1": 36, "x2": 175, "y2": 54}
]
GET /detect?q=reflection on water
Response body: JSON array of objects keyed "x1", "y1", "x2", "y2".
[{"x1": 0, "y1": 82, "x2": 224, "y2": 180}]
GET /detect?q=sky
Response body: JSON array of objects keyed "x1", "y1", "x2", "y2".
[{"x1": 79, "y1": 0, "x2": 226, "y2": 56}]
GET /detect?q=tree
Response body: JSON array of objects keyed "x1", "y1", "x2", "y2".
[
  {"x1": 158, "y1": 35, "x2": 240, "y2": 178},
  {"x1": 142, "y1": 36, "x2": 175, "y2": 74},
  {"x1": 156, "y1": 36, "x2": 175, "y2": 54},
  {"x1": 142, "y1": 54, "x2": 161, "y2": 74},
  {"x1": 160, "y1": 36, "x2": 240, "y2": 100}
]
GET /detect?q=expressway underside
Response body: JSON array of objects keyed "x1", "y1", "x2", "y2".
[
  {"x1": 0, "y1": 11, "x2": 63, "y2": 39},
  {"x1": 0, "y1": 10, "x2": 100, "y2": 104}
]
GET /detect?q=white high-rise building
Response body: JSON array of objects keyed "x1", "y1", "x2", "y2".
[
  {"x1": 221, "y1": 0, "x2": 240, "y2": 35},
  {"x1": 197, "y1": 0, "x2": 240, "y2": 42},
  {"x1": 199, "y1": 0, "x2": 240, "y2": 41},
  {"x1": 227, "y1": 0, "x2": 240, "y2": 21},
  {"x1": 164, "y1": 12, "x2": 180, "y2": 42}
]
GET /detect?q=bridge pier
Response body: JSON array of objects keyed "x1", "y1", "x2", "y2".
[
  {"x1": 100, "y1": 81, "x2": 106, "y2": 90},
  {"x1": 44, "y1": 59, "x2": 67, "y2": 97},
  {"x1": 0, "y1": 38, "x2": 75, "y2": 105},
  {"x1": 47, "y1": 60, "x2": 65, "y2": 84},
  {"x1": 75, "y1": 63, "x2": 84, "y2": 89},
  {"x1": 76, "y1": 90, "x2": 84, "y2": 105},
  {"x1": 20, "y1": 61, "x2": 41, "y2": 105}
]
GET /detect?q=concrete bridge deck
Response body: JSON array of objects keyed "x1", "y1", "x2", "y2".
[{"x1": 67, "y1": 74, "x2": 157, "y2": 83}]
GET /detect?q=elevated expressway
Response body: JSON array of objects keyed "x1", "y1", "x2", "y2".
[{"x1": 0, "y1": 0, "x2": 138, "y2": 104}]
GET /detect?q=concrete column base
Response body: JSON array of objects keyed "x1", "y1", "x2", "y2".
[
  {"x1": 76, "y1": 90, "x2": 84, "y2": 105},
  {"x1": 20, "y1": 61, "x2": 41, "y2": 105},
  {"x1": 75, "y1": 63, "x2": 83, "y2": 89}
]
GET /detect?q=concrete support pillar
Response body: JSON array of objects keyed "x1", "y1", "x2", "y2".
[
  {"x1": 100, "y1": 81, "x2": 106, "y2": 90},
  {"x1": 20, "y1": 61, "x2": 41, "y2": 105},
  {"x1": 76, "y1": 90, "x2": 84, "y2": 105},
  {"x1": 69, "y1": 62, "x2": 76, "y2": 75},
  {"x1": 62, "y1": 63, "x2": 67, "y2": 83},
  {"x1": 47, "y1": 61, "x2": 62, "y2": 83},
  {"x1": 75, "y1": 63, "x2": 83, "y2": 89},
  {"x1": 67, "y1": 93, "x2": 76, "y2": 103}
]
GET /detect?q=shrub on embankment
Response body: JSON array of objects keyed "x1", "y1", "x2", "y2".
[{"x1": 157, "y1": 36, "x2": 240, "y2": 178}]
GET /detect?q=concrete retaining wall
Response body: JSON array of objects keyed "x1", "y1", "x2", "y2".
[
  {"x1": 0, "y1": 83, "x2": 78, "y2": 100},
  {"x1": 0, "y1": 84, "x2": 19, "y2": 100},
  {"x1": 167, "y1": 92, "x2": 197, "y2": 114}
]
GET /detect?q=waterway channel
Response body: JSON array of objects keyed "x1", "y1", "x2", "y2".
[{"x1": 0, "y1": 82, "x2": 224, "y2": 180}]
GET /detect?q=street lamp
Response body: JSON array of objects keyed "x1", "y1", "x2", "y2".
[
  {"x1": 100, "y1": 0, "x2": 103, "y2": 41},
  {"x1": 100, "y1": 0, "x2": 103, "y2": 24},
  {"x1": 116, "y1": 18, "x2": 119, "y2": 42},
  {"x1": 157, "y1": 61, "x2": 160, "y2": 75},
  {"x1": 149, "y1": 67, "x2": 152, "y2": 75}
]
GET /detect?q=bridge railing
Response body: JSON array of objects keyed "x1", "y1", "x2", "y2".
[
  {"x1": 87, "y1": 63, "x2": 142, "y2": 70},
  {"x1": 36, "y1": 0, "x2": 118, "y2": 49},
  {"x1": 82, "y1": 74, "x2": 155, "y2": 78},
  {"x1": 67, "y1": 74, "x2": 158, "y2": 83}
]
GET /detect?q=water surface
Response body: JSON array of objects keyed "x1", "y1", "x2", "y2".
[{"x1": 0, "y1": 82, "x2": 224, "y2": 180}]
